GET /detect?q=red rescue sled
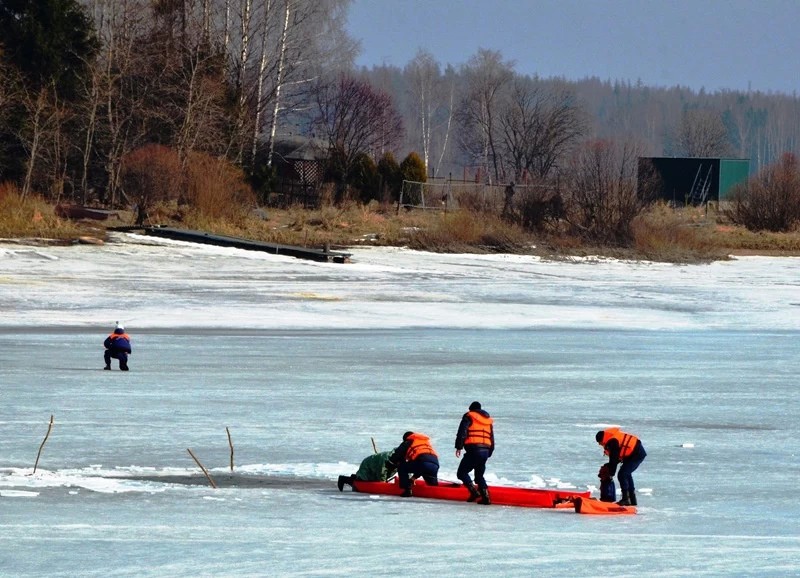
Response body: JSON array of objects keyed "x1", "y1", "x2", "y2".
[{"x1": 349, "y1": 477, "x2": 590, "y2": 508}]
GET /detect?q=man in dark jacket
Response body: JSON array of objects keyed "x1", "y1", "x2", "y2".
[
  {"x1": 596, "y1": 428, "x2": 646, "y2": 506},
  {"x1": 455, "y1": 401, "x2": 495, "y2": 504},
  {"x1": 104, "y1": 322, "x2": 132, "y2": 371},
  {"x1": 337, "y1": 450, "x2": 396, "y2": 491},
  {"x1": 387, "y1": 431, "x2": 439, "y2": 497}
]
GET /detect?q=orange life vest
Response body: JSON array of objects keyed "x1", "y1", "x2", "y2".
[
  {"x1": 599, "y1": 428, "x2": 639, "y2": 460},
  {"x1": 573, "y1": 497, "x2": 636, "y2": 516},
  {"x1": 464, "y1": 411, "x2": 494, "y2": 446},
  {"x1": 405, "y1": 433, "x2": 437, "y2": 461},
  {"x1": 107, "y1": 332, "x2": 131, "y2": 342}
]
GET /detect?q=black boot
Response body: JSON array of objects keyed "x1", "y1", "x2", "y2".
[
  {"x1": 465, "y1": 483, "x2": 480, "y2": 502},
  {"x1": 617, "y1": 491, "x2": 631, "y2": 506},
  {"x1": 479, "y1": 486, "x2": 491, "y2": 505},
  {"x1": 629, "y1": 490, "x2": 637, "y2": 506},
  {"x1": 400, "y1": 487, "x2": 412, "y2": 497},
  {"x1": 104, "y1": 365, "x2": 111, "y2": 370},
  {"x1": 337, "y1": 475, "x2": 352, "y2": 492},
  {"x1": 120, "y1": 362, "x2": 129, "y2": 371}
]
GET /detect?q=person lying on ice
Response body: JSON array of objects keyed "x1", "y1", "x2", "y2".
[
  {"x1": 596, "y1": 427, "x2": 647, "y2": 505},
  {"x1": 104, "y1": 322, "x2": 132, "y2": 371},
  {"x1": 337, "y1": 451, "x2": 397, "y2": 491},
  {"x1": 387, "y1": 431, "x2": 439, "y2": 497},
  {"x1": 455, "y1": 401, "x2": 494, "y2": 505}
]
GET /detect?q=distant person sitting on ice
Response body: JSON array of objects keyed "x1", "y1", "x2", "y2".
[
  {"x1": 337, "y1": 450, "x2": 397, "y2": 491},
  {"x1": 104, "y1": 322, "x2": 132, "y2": 371},
  {"x1": 387, "y1": 431, "x2": 439, "y2": 497},
  {"x1": 596, "y1": 427, "x2": 646, "y2": 506}
]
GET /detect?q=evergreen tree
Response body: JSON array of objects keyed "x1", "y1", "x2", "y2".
[
  {"x1": 0, "y1": 0, "x2": 98, "y2": 99},
  {"x1": 400, "y1": 151, "x2": 427, "y2": 183}
]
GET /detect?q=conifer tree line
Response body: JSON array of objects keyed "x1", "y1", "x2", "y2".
[{"x1": 1, "y1": 0, "x2": 799, "y2": 233}]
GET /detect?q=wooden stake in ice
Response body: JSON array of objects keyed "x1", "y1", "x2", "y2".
[
  {"x1": 226, "y1": 427, "x2": 234, "y2": 472},
  {"x1": 187, "y1": 448, "x2": 218, "y2": 488},
  {"x1": 33, "y1": 415, "x2": 54, "y2": 474}
]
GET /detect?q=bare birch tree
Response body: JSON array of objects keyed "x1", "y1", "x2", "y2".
[{"x1": 455, "y1": 49, "x2": 514, "y2": 184}]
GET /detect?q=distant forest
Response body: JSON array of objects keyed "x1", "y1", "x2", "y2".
[{"x1": 1, "y1": 0, "x2": 799, "y2": 209}]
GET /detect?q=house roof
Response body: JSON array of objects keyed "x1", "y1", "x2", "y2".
[{"x1": 274, "y1": 135, "x2": 329, "y2": 161}]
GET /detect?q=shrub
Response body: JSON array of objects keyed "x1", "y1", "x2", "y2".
[
  {"x1": 563, "y1": 139, "x2": 656, "y2": 245},
  {"x1": 184, "y1": 151, "x2": 255, "y2": 222},
  {"x1": 631, "y1": 203, "x2": 725, "y2": 262},
  {"x1": 406, "y1": 209, "x2": 529, "y2": 253},
  {"x1": 119, "y1": 144, "x2": 183, "y2": 215},
  {"x1": 726, "y1": 153, "x2": 800, "y2": 232},
  {"x1": 348, "y1": 153, "x2": 380, "y2": 203},
  {"x1": 517, "y1": 184, "x2": 565, "y2": 232},
  {"x1": 400, "y1": 151, "x2": 427, "y2": 183},
  {"x1": 377, "y1": 152, "x2": 402, "y2": 202}
]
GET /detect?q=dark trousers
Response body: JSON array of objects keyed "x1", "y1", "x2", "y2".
[
  {"x1": 398, "y1": 455, "x2": 439, "y2": 489},
  {"x1": 105, "y1": 350, "x2": 128, "y2": 369},
  {"x1": 457, "y1": 447, "x2": 491, "y2": 489},
  {"x1": 618, "y1": 445, "x2": 646, "y2": 493}
]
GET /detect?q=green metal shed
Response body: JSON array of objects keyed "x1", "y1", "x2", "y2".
[{"x1": 638, "y1": 157, "x2": 751, "y2": 205}]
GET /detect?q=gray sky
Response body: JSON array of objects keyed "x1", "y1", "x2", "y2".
[{"x1": 346, "y1": 0, "x2": 800, "y2": 95}]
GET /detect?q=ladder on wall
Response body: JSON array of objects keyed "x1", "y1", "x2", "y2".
[{"x1": 688, "y1": 164, "x2": 713, "y2": 205}]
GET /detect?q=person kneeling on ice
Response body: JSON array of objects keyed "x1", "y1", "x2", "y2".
[
  {"x1": 597, "y1": 464, "x2": 616, "y2": 502},
  {"x1": 337, "y1": 451, "x2": 397, "y2": 491},
  {"x1": 596, "y1": 427, "x2": 646, "y2": 506},
  {"x1": 387, "y1": 431, "x2": 439, "y2": 497},
  {"x1": 104, "y1": 322, "x2": 132, "y2": 371},
  {"x1": 455, "y1": 401, "x2": 494, "y2": 505}
]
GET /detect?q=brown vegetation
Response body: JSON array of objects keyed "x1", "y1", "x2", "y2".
[{"x1": 2, "y1": 183, "x2": 799, "y2": 262}]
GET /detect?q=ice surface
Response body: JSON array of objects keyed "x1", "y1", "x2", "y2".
[{"x1": 1, "y1": 234, "x2": 799, "y2": 576}]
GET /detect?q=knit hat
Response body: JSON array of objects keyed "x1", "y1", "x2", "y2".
[
  {"x1": 114, "y1": 321, "x2": 125, "y2": 333},
  {"x1": 403, "y1": 431, "x2": 413, "y2": 440},
  {"x1": 469, "y1": 401, "x2": 481, "y2": 411},
  {"x1": 595, "y1": 431, "x2": 605, "y2": 444}
]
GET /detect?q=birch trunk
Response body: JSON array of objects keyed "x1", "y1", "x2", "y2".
[
  {"x1": 251, "y1": 0, "x2": 274, "y2": 165},
  {"x1": 265, "y1": 0, "x2": 291, "y2": 168}
]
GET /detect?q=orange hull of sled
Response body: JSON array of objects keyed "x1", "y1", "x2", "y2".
[{"x1": 350, "y1": 478, "x2": 590, "y2": 508}]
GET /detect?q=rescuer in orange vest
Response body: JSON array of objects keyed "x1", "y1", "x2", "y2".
[
  {"x1": 387, "y1": 431, "x2": 440, "y2": 497},
  {"x1": 455, "y1": 401, "x2": 495, "y2": 505},
  {"x1": 596, "y1": 427, "x2": 647, "y2": 506},
  {"x1": 103, "y1": 322, "x2": 132, "y2": 371}
]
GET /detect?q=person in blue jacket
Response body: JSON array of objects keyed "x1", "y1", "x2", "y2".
[
  {"x1": 455, "y1": 401, "x2": 495, "y2": 504},
  {"x1": 104, "y1": 322, "x2": 132, "y2": 371}
]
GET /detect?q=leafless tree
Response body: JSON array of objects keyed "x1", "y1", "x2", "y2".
[
  {"x1": 310, "y1": 73, "x2": 403, "y2": 185},
  {"x1": 85, "y1": 0, "x2": 167, "y2": 206},
  {"x1": 18, "y1": 85, "x2": 63, "y2": 198},
  {"x1": 676, "y1": 109, "x2": 731, "y2": 157},
  {"x1": 455, "y1": 49, "x2": 514, "y2": 184},
  {"x1": 497, "y1": 77, "x2": 587, "y2": 182},
  {"x1": 564, "y1": 138, "x2": 656, "y2": 244}
]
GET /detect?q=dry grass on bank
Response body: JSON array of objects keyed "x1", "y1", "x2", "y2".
[
  {"x1": 1, "y1": 188, "x2": 799, "y2": 262},
  {"x1": 0, "y1": 185, "x2": 87, "y2": 241}
]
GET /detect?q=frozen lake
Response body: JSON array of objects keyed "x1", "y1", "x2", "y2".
[{"x1": 1, "y1": 235, "x2": 799, "y2": 576}]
